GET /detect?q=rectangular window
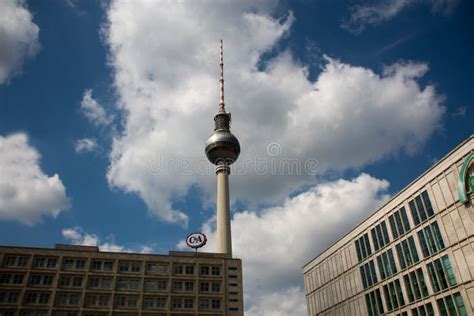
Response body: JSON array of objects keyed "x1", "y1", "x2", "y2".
[
  {"x1": 427, "y1": 255, "x2": 457, "y2": 293},
  {"x1": 18, "y1": 256, "x2": 29, "y2": 267},
  {"x1": 355, "y1": 233, "x2": 372, "y2": 262},
  {"x1": 365, "y1": 288, "x2": 384, "y2": 316},
  {"x1": 103, "y1": 261, "x2": 113, "y2": 271},
  {"x1": 211, "y1": 266, "x2": 220, "y2": 276},
  {"x1": 409, "y1": 191, "x2": 434, "y2": 226},
  {"x1": 370, "y1": 221, "x2": 390, "y2": 252},
  {"x1": 377, "y1": 248, "x2": 397, "y2": 280},
  {"x1": 411, "y1": 302, "x2": 435, "y2": 316},
  {"x1": 395, "y1": 236, "x2": 419, "y2": 270},
  {"x1": 359, "y1": 260, "x2": 377, "y2": 289},
  {"x1": 383, "y1": 279, "x2": 405, "y2": 311},
  {"x1": 418, "y1": 222, "x2": 445, "y2": 258},
  {"x1": 437, "y1": 292, "x2": 468, "y2": 316},
  {"x1": 403, "y1": 268, "x2": 429, "y2": 302},
  {"x1": 200, "y1": 266, "x2": 209, "y2": 275}
]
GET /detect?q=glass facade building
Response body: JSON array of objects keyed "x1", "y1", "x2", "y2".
[{"x1": 303, "y1": 135, "x2": 474, "y2": 315}]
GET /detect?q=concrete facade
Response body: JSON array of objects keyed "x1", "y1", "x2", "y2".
[
  {"x1": 303, "y1": 135, "x2": 474, "y2": 315},
  {"x1": 0, "y1": 245, "x2": 243, "y2": 316}
]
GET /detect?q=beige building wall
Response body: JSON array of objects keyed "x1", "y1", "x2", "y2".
[
  {"x1": 303, "y1": 135, "x2": 474, "y2": 315},
  {"x1": 0, "y1": 246, "x2": 243, "y2": 316}
]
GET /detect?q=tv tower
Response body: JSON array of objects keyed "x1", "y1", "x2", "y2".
[{"x1": 205, "y1": 40, "x2": 241, "y2": 255}]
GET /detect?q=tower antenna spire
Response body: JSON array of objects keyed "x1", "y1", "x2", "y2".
[{"x1": 219, "y1": 39, "x2": 225, "y2": 110}]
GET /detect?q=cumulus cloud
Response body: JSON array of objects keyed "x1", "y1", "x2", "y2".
[
  {"x1": 62, "y1": 227, "x2": 153, "y2": 253},
  {"x1": 0, "y1": 0, "x2": 40, "y2": 84},
  {"x1": 0, "y1": 133, "x2": 70, "y2": 225},
  {"x1": 178, "y1": 173, "x2": 390, "y2": 314},
  {"x1": 74, "y1": 138, "x2": 97, "y2": 153},
  {"x1": 80, "y1": 89, "x2": 113, "y2": 126},
  {"x1": 343, "y1": 0, "x2": 460, "y2": 33},
  {"x1": 104, "y1": 0, "x2": 443, "y2": 226}
]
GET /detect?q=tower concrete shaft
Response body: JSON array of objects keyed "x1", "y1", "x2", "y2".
[
  {"x1": 216, "y1": 164, "x2": 232, "y2": 254},
  {"x1": 205, "y1": 40, "x2": 240, "y2": 256}
]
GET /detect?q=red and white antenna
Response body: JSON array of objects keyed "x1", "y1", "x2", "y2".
[{"x1": 219, "y1": 39, "x2": 225, "y2": 110}]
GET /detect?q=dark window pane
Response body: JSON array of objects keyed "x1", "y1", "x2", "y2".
[
  {"x1": 415, "y1": 196, "x2": 427, "y2": 222},
  {"x1": 432, "y1": 222, "x2": 445, "y2": 250},
  {"x1": 395, "y1": 211, "x2": 404, "y2": 236},
  {"x1": 360, "y1": 266, "x2": 367, "y2": 289},
  {"x1": 364, "y1": 234, "x2": 372, "y2": 256},
  {"x1": 381, "y1": 221, "x2": 390, "y2": 246},
  {"x1": 371, "y1": 228, "x2": 379, "y2": 252},
  {"x1": 389, "y1": 215, "x2": 398, "y2": 239},
  {"x1": 400, "y1": 207, "x2": 411, "y2": 231},
  {"x1": 377, "y1": 256, "x2": 385, "y2": 280},
  {"x1": 404, "y1": 274, "x2": 414, "y2": 302},
  {"x1": 408, "y1": 236, "x2": 419, "y2": 263},
  {"x1": 355, "y1": 239, "x2": 362, "y2": 262},
  {"x1": 421, "y1": 191, "x2": 434, "y2": 217},
  {"x1": 437, "y1": 298, "x2": 448, "y2": 316},
  {"x1": 409, "y1": 200, "x2": 420, "y2": 226},
  {"x1": 442, "y1": 256, "x2": 457, "y2": 287},
  {"x1": 453, "y1": 293, "x2": 467, "y2": 316},
  {"x1": 396, "y1": 244, "x2": 406, "y2": 269},
  {"x1": 427, "y1": 263, "x2": 440, "y2": 292}
]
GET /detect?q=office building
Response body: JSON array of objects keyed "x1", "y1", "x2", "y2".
[
  {"x1": 0, "y1": 244, "x2": 243, "y2": 316},
  {"x1": 303, "y1": 135, "x2": 474, "y2": 315}
]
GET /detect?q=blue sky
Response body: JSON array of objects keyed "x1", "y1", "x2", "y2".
[{"x1": 0, "y1": 0, "x2": 472, "y2": 314}]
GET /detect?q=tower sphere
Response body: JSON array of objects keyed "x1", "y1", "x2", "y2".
[{"x1": 205, "y1": 110, "x2": 240, "y2": 165}]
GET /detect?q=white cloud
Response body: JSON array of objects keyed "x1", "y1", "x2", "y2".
[
  {"x1": 0, "y1": 133, "x2": 70, "y2": 225},
  {"x1": 343, "y1": 0, "x2": 460, "y2": 32},
  {"x1": 180, "y1": 173, "x2": 390, "y2": 314},
  {"x1": 104, "y1": 0, "x2": 443, "y2": 226},
  {"x1": 80, "y1": 89, "x2": 112, "y2": 126},
  {"x1": 74, "y1": 138, "x2": 98, "y2": 153},
  {"x1": 0, "y1": 0, "x2": 40, "y2": 84},
  {"x1": 62, "y1": 227, "x2": 153, "y2": 253}
]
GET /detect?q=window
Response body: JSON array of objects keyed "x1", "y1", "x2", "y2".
[
  {"x1": 403, "y1": 268, "x2": 429, "y2": 302},
  {"x1": 117, "y1": 278, "x2": 140, "y2": 290},
  {"x1": 355, "y1": 233, "x2": 372, "y2": 262},
  {"x1": 72, "y1": 276, "x2": 82, "y2": 287},
  {"x1": 46, "y1": 258, "x2": 57, "y2": 268},
  {"x1": 38, "y1": 293, "x2": 49, "y2": 304},
  {"x1": 184, "y1": 281, "x2": 194, "y2": 291},
  {"x1": 25, "y1": 292, "x2": 38, "y2": 304},
  {"x1": 211, "y1": 266, "x2": 220, "y2": 276},
  {"x1": 377, "y1": 248, "x2": 397, "y2": 280},
  {"x1": 200, "y1": 282, "x2": 209, "y2": 292},
  {"x1": 18, "y1": 256, "x2": 29, "y2": 267},
  {"x1": 0, "y1": 273, "x2": 10, "y2": 284},
  {"x1": 427, "y1": 255, "x2": 457, "y2": 293},
  {"x1": 211, "y1": 299, "x2": 221, "y2": 309},
  {"x1": 131, "y1": 262, "x2": 141, "y2": 273},
  {"x1": 200, "y1": 298, "x2": 209, "y2": 309},
  {"x1": 200, "y1": 266, "x2": 209, "y2": 275},
  {"x1": 103, "y1": 261, "x2": 113, "y2": 271},
  {"x1": 91, "y1": 260, "x2": 102, "y2": 270},
  {"x1": 34, "y1": 258, "x2": 46, "y2": 268},
  {"x1": 383, "y1": 279, "x2": 405, "y2": 311},
  {"x1": 409, "y1": 191, "x2": 434, "y2": 226},
  {"x1": 365, "y1": 288, "x2": 384, "y2": 316},
  {"x1": 114, "y1": 295, "x2": 138, "y2": 308},
  {"x1": 42, "y1": 275, "x2": 53, "y2": 286},
  {"x1": 4, "y1": 256, "x2": 16, "y2": 267},
  {"x1": 75, "y1": 260, "x2": 85, "y2": 270},
  {"x1": 62, "y1": 259, "x2": 74, "y2": 270},
  {"x1": 395, "y1": 236, "x2": 419, "y2": 270},
  {"x1": 30, "y1": 274, "x2": 52, "y2": 286},
  {"x1": 371, "y1": 221, "x2": 390, "y2": 251},
  {"x1": 144, "y1": 279, "x2": 167, "y2": 291},
  {"x1": 185, "y1": 265, "x2": 194, "y2": 274},
  {"x1": 211, "y1": 282, "x2": 220, "y2": 292},
  {"x1": 119, "y1": 262, "x2": 129, "y2": 272},
  {"x1": 389, "y1": 206, "x2": 411, "y2": 239},
  {"x1": 55, "y1": 293, "x2": 80, "y2": 306},
  {"x1": 172, "y1": 281, "x2": 183, "y2": 292},
  {"x1": 184, "y1": 298, "x2": 193, "y2": 308},
  {"x1": 359, "y1": 260, "x2": 377, "y2": 289},
  {"x1": 437, "y1": 292, "x2": 467, "y2": 316},
  {"x1": 143, "y1": 296, "x2": 166, "y2": 309},
  {"x1": 418, "y1": 222, "x2": 445, "y2": 258},
  {"x1": 412, "y1": 302, "x2": 435, "y2": 316}
]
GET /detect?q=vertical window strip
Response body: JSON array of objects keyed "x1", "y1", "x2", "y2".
[
  {"x1": 381, "y1": 221, "x2": 390, "y2": 246},
  {"x1": 421, "y1": 191, "x2": 434, "y2": 217},
  {"x1": 418, "y1": 230, "x2": 430, "y2": 258},
  {"x1": 396, "y1": 244, "x2": 406, "y2": 270},
  {"x1": 408, "y1": 236, "x2": 420, "y2": 263},
  {"x1": 400, "y1": 207, "x2": 410, "y2": 232},
  {"x1": 409, "y1": 200, "x2": 420, "y2": 226},
  {"x1": 355, "y1": 239, "x2": 362, "y2": 262},
  {"x1": 371, "y1": 229, "x2": 379, "y2": 252},
  {"x1": 394, "y1": 211, "x2": 404, "y2": 236},
  {"x1": 395, "y1": 279, "x2": 405, "y2": 307},
  {"x1": 364, "y1": 234, "x2": 372, "y2": 256},
  {"x1": 427, "y1": 262, "x2": 440, "y2": 292},
  {"x1": 403, "y1": 274, "x2": 414, "y2": 302},
  {"x1": 415, "y1": 196, "x2": 427, "y2": 222},
  {"x1": 442, "y1": 255, "x2": 457, "y2": 287},
  {"x1": 389, "y1": 215, "x2": 398, "y2": 239},
  {"x1": 416, "y1": 268, "x2": 429, "y2": 297},
  {"x1": 432, "y1": 222, "x2": 445, "y2": 250}
]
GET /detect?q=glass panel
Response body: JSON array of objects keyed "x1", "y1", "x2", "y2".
[
  {"x1": 409, "y1": 200, "x2": 420, "y2": 225},
  {"x1": 453, "y1": 293, "x2": 467, "y2": 316},
  {"x1": 408, "y1": 236, "x2": 419, "y2": 263},
  {"x1": 396, "y1": 244, "x2": 406, "y2": 269},
  {"x1": 416, "y1": 268, "x2": 429, "y2": 297},
  {"x1": 421, "y1": 191, "x2": 434, "y2": 217},
  {"x1": 355, "y1": 239, "x2": 362, "y2": 262},
  {"x1": 400, "y1": 207, "x2": 411, "y2": 233},
  {"x1": 404, "y1": 274, "x2": 414, "y2": 302},
  {"x1": 395, "y1": 211, "x2": 404, "y2": 236},
  {"x1": 376, "y1": 224, "x2": 384, "y2": 249},
  {"x1": 381, "y1": 221, "x2": 390, "y2": 246},
  {"x1": 437, "y1": 298, "x2": 448, "y2": 316},
  {"x1": 427, "y1": 262, "x2": 440, "y2": 292},
  {"x1": 365, "y1": 294, "x2": 373, "y2": 316},
  {"x1": 369, "y1": 260, "x2": 377, "y2": 285},
  {"x1": 388, "y1": 249, "x2": 397, "y2": 274},
  {"x1": 395, "y1": 279, "x2": 405, "y2": 306},
  {"x1": 377, "y1": 256, "x2": 385, "y2": 280},
  {"x1": 426, "y1": 302, "x2": 435, "y2": 316},
  {"x1": 410, "y1": 271, "x2": 421, "y2": 300},
  {"x1": 424, "y1": 226, "x2": 438, "y2": 254},
  {"x1": 435, "y1": 259, "x2": 449, "y2": 289},
  {"x1": 402, "y1": 240, "x2": 413, "y2": 267},
  {"x1": 375, "y1": 289, "x2": 384, "y2": 314},
  {"x1": 445, "y1": 295, "x2": 456, "y2": 316},
  {"x1": 418, "y1": 230, "x2": 430, "y2": 257},
  {"x1": 415, "y1": 196, "x2": 427, "y2": 222},
  {"x1": 389, "y1": 281, "x2": 398, "y2": 309},
  {"x1": 389, "y1": 215, "x2": 398, "y2": 239},
  {"x1": 442, "y1": 256, "x2": 457, "y2": 287},
  {"x1": 383, "y1": 285, "x2": 392, "y2": 311},
  {"x1": 364, "y1": 234, "x2": 372, "y2": 256},
  {"x1": 371, "y1": 228, "x2": 379, "y2": 252},
  {"x1": 432, "y1": 222, "x2": 445, "y2": 250},
  {"x1": 360, "y1": 266, "x2": 368, "y2": 289}
]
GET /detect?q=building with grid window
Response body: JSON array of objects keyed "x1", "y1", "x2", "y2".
[
  {"x1": 303, "y1": 135, "x2": 474, "y2": 315},
  {"x1": 0, "y1": 245, "x2": 243, "y2": 316}
]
